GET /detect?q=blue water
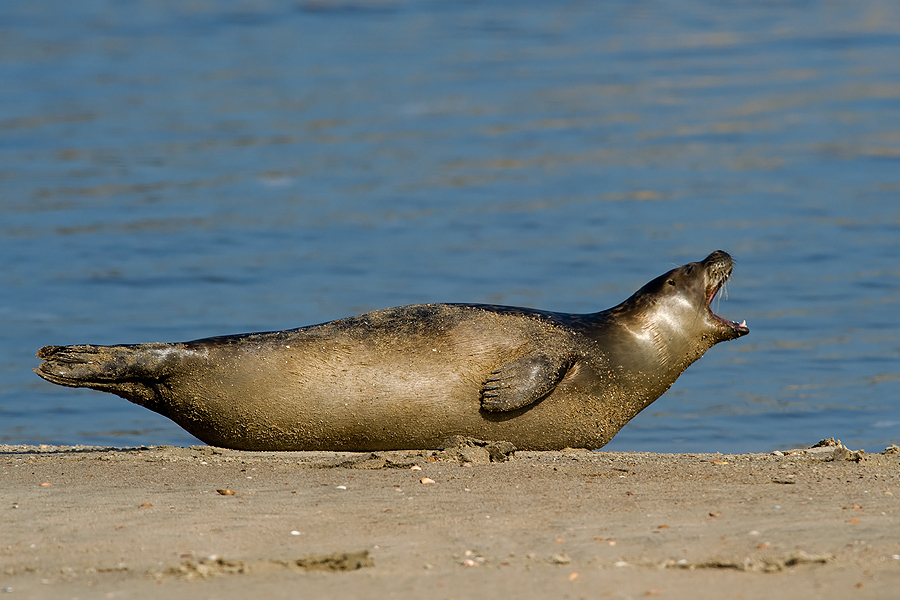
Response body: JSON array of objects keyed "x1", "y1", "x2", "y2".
[{"x1": 1, "y1": 0, "x2": 898, "y2": 453}]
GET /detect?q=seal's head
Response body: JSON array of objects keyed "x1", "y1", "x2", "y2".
[
  {"x1": 608, "y1": 250, "x2": 749, "y2": 374},
  {"x1": 634, "y1": 249, "x2": 749, "y2": 346}
]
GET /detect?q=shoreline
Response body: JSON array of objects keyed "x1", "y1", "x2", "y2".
[{"x1": 3, "y1": 440, "x2": 899, "y2": 598}]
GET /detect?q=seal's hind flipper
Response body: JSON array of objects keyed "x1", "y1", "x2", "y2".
[
  {"x1": 36, "y1": 344, "x2": 152, "y2": 386},
  {"x1": 34, "y1": 343, "x2": 182, "y2": 409},
  {"x1": 481, "y1": 352, "x2": 573, "y2": 412}
]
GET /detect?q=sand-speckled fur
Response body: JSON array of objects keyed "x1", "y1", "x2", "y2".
[{"x1": 35, "y1": 251, "x2": 749, "y2": 450}]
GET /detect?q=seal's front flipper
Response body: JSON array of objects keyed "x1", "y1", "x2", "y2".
[{"x1": 481, "y1": 352, "x2": 573, "y2": 412}]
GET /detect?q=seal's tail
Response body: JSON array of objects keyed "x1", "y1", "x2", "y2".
[{"x1": 34, "y1": 344, "x2": 174, "y2": 407}]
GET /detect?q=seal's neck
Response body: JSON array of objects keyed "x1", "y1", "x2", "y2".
[{"x1": 580, "y1": 302, "x2": 716, "y2": 395}]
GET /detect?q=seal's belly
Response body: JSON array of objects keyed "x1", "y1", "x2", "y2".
[{"x1": 162, "y1": 310, "x2": 613, "y2": 450}]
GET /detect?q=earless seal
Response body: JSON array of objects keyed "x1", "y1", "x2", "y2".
[{"x1": 34, "y1": 250, "x2": 749, "y2": 451}]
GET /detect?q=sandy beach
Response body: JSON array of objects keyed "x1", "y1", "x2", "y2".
[{"x1": 3, "y1": 438, "x2": 899, "y2": 599}]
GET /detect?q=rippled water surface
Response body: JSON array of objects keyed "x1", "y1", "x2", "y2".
[{"x1": 2, "y1": 0, "x2": 898, "y2": 453}]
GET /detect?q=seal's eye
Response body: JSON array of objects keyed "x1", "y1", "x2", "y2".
[{"x1": 667, "y1": 279, "x2": 676, "y2": 286}]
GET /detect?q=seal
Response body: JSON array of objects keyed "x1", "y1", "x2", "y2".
[{"x1": 34, "y1": 250, "x2": 749, "y2": 451}]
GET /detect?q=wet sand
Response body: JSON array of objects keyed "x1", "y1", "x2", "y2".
[{"x1": 3, "y1": 439, "x2": 899, "y2": 599}]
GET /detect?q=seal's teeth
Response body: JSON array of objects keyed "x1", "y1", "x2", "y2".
[{"x1": 740, "y1": 320, "x2": 747, "y2": 328}]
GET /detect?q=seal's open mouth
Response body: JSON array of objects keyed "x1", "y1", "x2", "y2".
[
  {"x1": 708, "y1": 279, "x2": 749, "y2": 334},
  {"x1": 704, "y1": 251, "x2": 749, "y2": 335}
]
